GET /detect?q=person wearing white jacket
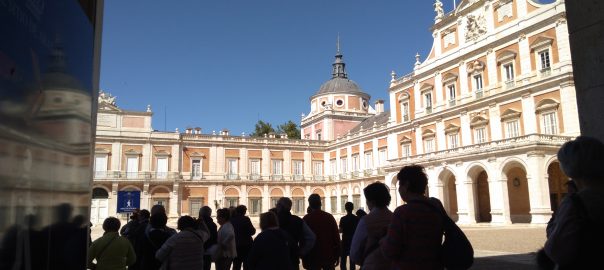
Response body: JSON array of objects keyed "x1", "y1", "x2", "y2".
[
  {"x1": 155, "y1": 215, "x2": 209, "y2": 270},
  {"x1": 214, "y1": 208, "x2": 237, "y2": 270}
]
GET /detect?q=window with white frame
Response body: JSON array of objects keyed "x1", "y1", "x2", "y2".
[
  {"x1": 126, "y1": 156, "x2": 138, "y2": 179},
  {"x1": 474, "y1": 74, "x2": 483, "y2": 90},
  {"x1": 330, "y1": 159, "x2": 337, "y2": 175},
  {"x1": 227, "y1": 158, "x2": 238, "y2": 179},
  {"x1": 156, "y1": 157, "x2": 168, "y2": 179},
  {"x1": 340, "y1": 158, "x2": 348, "y2": 173},
  {"x1": 313, "y1": 161, "x2": 323, "y2": 176},
  {"x1": 271, "y1": 159, "x2": 283, "y2": 175},
  {"x1": 401, "y1": 101, "x2": 410, "y2": 122},
  {"x1": 364, "y1": 152, "x2": 373, "y2": 169},
  {"x1": 293, "y1": 160, "x2": 303, "y2": 176},
  {"x1": 401, "y1": 144, "x2": 412, "y2": 158},
  {"x1": 505, "y1": 120, "x2": 520, "y2": 138},
  {"x1": 539, "y1": 50, "x2": 551, "y2": 71},
  {"x1": 424, "y1": 92, "x2": 433, "y2": 112},
  {"x1": 249, "y1": 159, "x2": 261, "y2": 179},
  {"x1": 248, "y1": 198, "x2": 262, "y2": 216},
  {"x1": 94, "y1": 155, "x2": 108, "y2": 178},
  {"x1": 378, "y1": 148, "x2": 387, "y2": 166},
  {"x1": 192, "y1": 159, "x2": 202, "y2": 179},
  {"x1": 351, "y1": 155, "x2": 359, "y2": 172},
  {"x1": 190, "y1": 198, "x2": 203, "y2": 216},
  {"x1": 447, "y1": 84, "x2": 456, "y2": 105},
  {"x1": 448, "y1": 133, "x2": 459, "y2": 149},
  {"x1": 542, "y1": 111, "x2": 558, "y2": 135},
  {"x1": 503, "y1": 62, "x2": 515, "y2": 82},
  {"x1": 474, "y1": 127, "x2": 487, "y2": 144},
  {"x1": 424, "y1": 138, "x2": 435, "y2": 153}
]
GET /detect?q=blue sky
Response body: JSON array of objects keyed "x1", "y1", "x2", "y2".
[{"x1": 100, "y1": 0, "x2": 457, "y2": 134}]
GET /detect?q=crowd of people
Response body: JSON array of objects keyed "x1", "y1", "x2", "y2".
[{"x1": 86, "y1": 136, "x2": 604, "y2": 270}]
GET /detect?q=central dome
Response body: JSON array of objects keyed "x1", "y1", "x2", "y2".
[{"x1": 316, "y1": 77, "x2": 364, "y2": 95}]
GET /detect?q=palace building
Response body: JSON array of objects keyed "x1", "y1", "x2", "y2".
[{"x1": 91, "y1": 0, "x2": 577, "y2": 225}]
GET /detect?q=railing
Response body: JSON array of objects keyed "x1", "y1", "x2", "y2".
[
  {"x1": 94, "y1": 171, "x2": 181, "y2": 180},
  {"x1": 540, "y1": 67, "x2": 552, "y2": 77},
  {"x1": 226, "y1": 174, "x2": 239, "y2": 180},
  {"x1": 448, "y1": 100, "x2": 456, "y2": 107},
  {"x1": 329, "y1": 175, "x2": 337, "y2": 182},
  {"x1": 339, "y1": 173, "x2": 348, "y2": 180},
  {"x1": 505, "y1": 80, "x2": 515, "y2": 89},
  {"x1": 475, "y1": 90, "x2": 484, "y2": 99},
  {"x1": 149, "y1": 172, "x2": 180, "y2": 180},
  {"x1": 313, "y1": 175, "x2": 324, "y2": 181},
  {"x1": 292, "y1": 175, "x2": 304, "y2": 181},
  {"x1": 403, "y1": 115, "x2": 409, "y2": 122},
  {"x1": 271, "y1": 174, "x2": 283, "y2": 181},
  {"x1": 425, "y1": 106, "x2": 433, "y2": 114},
  {"x1": 352, "y1": 171, "x2": 361, "y2": 178},
  {"x1": 364, "y1": 169, "x2": 374, "y2": 176},
  {"x1": 249, "y1": 174, "x2": 261, "y2": 180}
]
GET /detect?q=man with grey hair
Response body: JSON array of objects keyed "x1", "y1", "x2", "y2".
[{"x1": 276, "y1": 197, "x2": 316, "y2": 270}]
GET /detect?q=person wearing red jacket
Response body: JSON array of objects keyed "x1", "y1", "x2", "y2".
[{"x1": 302, "y1": 194, "x2": 341, "y2": 270}]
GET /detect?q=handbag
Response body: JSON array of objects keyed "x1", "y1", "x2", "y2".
[
  {"x1": 409, "y1": 199, "x2": 474, "y2": 270},
  {"x1": 90, "y1": 235, "x2": 118, "y2": 270}
]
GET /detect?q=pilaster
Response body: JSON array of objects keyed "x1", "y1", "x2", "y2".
[
  {"x1": 169, "y1": 183, "x2": 179, "y2": 218},
  {"x1": 527, "y1": 152, "x2": 553, "y2": 224},
  {"x1": 521, "y1": 93, "x2": 537, "y2": 134}
]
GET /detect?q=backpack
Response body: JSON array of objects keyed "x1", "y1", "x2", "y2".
[{"x1": 409, "y1": 199, "x2": 474, "y2": 270}]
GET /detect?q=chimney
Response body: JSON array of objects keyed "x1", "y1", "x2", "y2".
[
  {"x1": 194, "y1": 127, "x2": 201, "y2": 134},
  {"x1": 185, "y1": 127, "x2": 192, "y2": 134},
  {"x1": 375, "y1": 99, "x2": 384, "y2": 114},
  {"x1": 221, "y1": 129, "x2": 229, "y2": 136}
]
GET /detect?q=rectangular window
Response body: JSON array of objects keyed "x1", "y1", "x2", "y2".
[
  {"x1": 94, "y1": 155, "x2": 107, "y2": 178},
  {"x1": 542, "y1": 112, "x2": 558, "y2": 135},
  {"x1": 353, "y1": 195, "x2": 361, "y2": 211},
  {"x1": 364, "y1": 152, "x2": 373, "y2": 169},
  {"x1": 401, "y1": 102, "x2": 410, "y2": 122},
  {"x1": 156, "y1": 157, "x2": 168, "y2": 179},
  {"x1": 474, "y1": 74, "x2": 483, "y2": 90},
  {"x1": 248, "y1": 198, "x2": 262, "y2": 216},
  {"x1": 192, "y1": 159, "x2": 202, "y2": 179},
  {"x1": 539, "y1": 50, "x2": 551, "y2": 70},
  {"x1": 448, "y1": 134, "x2": 459, "y2": 149},
  {"x1": 424, "y1": 139, "x2": 435, "y2": 153},
  {"x1": 227, "y1": 158, "x2": 238, "y2": 179},
  {"x1": 126, "y1": 156, "x2": 138, "y2": 179},
  {"x1": 330, "y1": 197, "x2": 337, "y2": 213},
  {"x1": 341, "y1": 197, "x2": 348, "y2": 213},
  {"x1": 316, "y1": 133, "x2": 321, "y2": 141},
  {"x1": 401, "y1": 144, "x2": 411, "y2": 158},
  {"x1": 474, "y1": 127, "x2": 487, "y2": 144},
  {"x1": 351, "y1": 155, "x2": 359, "y2": 172},
  {"x1": 448, "y1": 84, "x2": 456, "y2": 102},
  {"x1": 272, "y1": 159, "x2": 283, "y2": 175},
  {"x1": 294, "y1": 198, "x2": 305, "y2": 215},
  {"x1": 249, "y1": 159, "x2": 261, "y2": 179},
  {"x1": 378, "y1": 148, "x2": 387, "y2": 166},
  {"x1": 292, "y1": 160, "x2": 303, "y2": 176},
  {"x1": 505, "y1": 120, "x2": 520, "y2": 138},
  {"x1": 503, "y1": 63, "x2": 515, "y2": 82},
  {"x1": 226, "y1": 197, "x2": 239, "y2": 208},
  {"x1": 340, "y1": 158, "x2": 348, "y2": 173},
  {"x1": 330, "y1": 159, "x2": 337, "y2": 175},
  {"x1": 424, "y1": 92, "x2": 433, "y2": 113},
  {"x1": 271, "y1": 198, "x2": 279, "y2": 209},
  {"x1": 190, "y1": 198, "x2": 203, "y2": 216},
  {"x1": 313, "y1": 161, "x2": 323, "y2": 176}
]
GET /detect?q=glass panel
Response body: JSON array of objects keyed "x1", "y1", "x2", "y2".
[
  {"x1": 126, "y1": 157, "x2": 138, "y2": 178},
  {"x1": 190, "y1": 199, "x2": 203, "y2": 216},
  {"x1": 95, "y1": 155, "x2": 107, "y2": 177},
  {"x1": 192, "y1": 160, "x2": 201, "y2": 178},
  {"x1": 157, "y1": 158, "x2": 168, "y2": 179}
]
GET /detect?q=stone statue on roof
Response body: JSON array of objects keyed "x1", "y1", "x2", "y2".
[
  {"x1": 434, "y1": 0, "x2": 444, "y2": 21},
  {"x1": 98, "y1": 90, "x2": 116, "y2": 106}
]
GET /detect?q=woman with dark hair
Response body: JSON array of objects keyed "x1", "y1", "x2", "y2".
[
  {"x1": 380, "y1": 165, "x2": 446, "y2": 270},
  {"x1": 245, "y1": 211, "x2": 294, "y2": 270},
  {"x1": 349, "y1": 182, "x2": 392, "y2": 269},
  {"x1": 87, "y1": 217, "x2": 136, "y2": 270},
  {"x1": 543, "y1": 136, "x2": 604, "y2": 269},
  {"x1": 215, "y1": 208, "x2": 237, "y2": 270},
  {"x1": 198, "y1": 206, "x2": 218, "y2": 270},
  {"x1": 155, "y1": 215, "x2": 209, "y2": 270}
]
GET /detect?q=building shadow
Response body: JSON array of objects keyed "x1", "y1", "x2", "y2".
[{"x1": 472, "y1": 253, "x2": 537, "y2": 270}]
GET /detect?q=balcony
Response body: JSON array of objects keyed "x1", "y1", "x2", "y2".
[
  {"x1": 271, "y1": 174, "x2": 283, "y2": 181},
  {"x1": 313, "y1": 175, "x2": 324, "y2": 181},
  {"x1": 94, "y1": 171, "x2": 181, "y2": 181},
  {"x1": 448, "y1": 99, "x2": 456, "y2": 107},
  {"x1": 329, "y1": 175, "x2": 337, "y2": 181},
  {"x1": 540, "y1": 67, "x2": 552, "y2": 77},
  {"x1": 475, "y1": 90, "x2": 484, "y2": 99},
  {"x1": 425, "y1": 106, "x2": 433, "y2": 114},
  {"x1": 402, "y1": 115, "x2": 409, "y2": 122},
  {"x1": 339, "y1": 173, "x2": 348, "y2": 180},
  {"x1": 352, "y1": 171, "x2": 361, "y2": 178},
  {"x1": 249, "y1": 174, "x2": 261, "y2": 180},
  {"x1": 149, "y1": 172, "x2": 180, "y2": 181},
  {"x1": 292, "y1": 174, "x2": 305, "y2": 181},
  {"x1": 505, "y1": 80, "x2": 515, "y2": 89},
  {"x1": 364, "y1": 169, "x2": 374, "y2": 176},
  {"x1": 226, "y1": 174, "x2": 240, "y2": 180}
]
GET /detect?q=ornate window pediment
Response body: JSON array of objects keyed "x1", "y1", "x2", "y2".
[
  {"x1": 470, "y1": 116, "x2": 489, "y2": 127},
  {"x1": 530, "y1": 36, "x2": 554, "y2": 52},
  {"x1": 467, "y1": 60, "x2": 485, "y2": 74},
  {"x1": 422, "y1": 129, "x2": 436, "y2": 139},
  {"x1": 399, "y1": 136, "x2": 412, "y2": 144},
  {"x1": 442, "y1": 72, "x2": 459, "y2": 84},
  {"x1": 155, "y1": 150, "x2": 171, "y2": 157},
  {"x1": 95, "y1": 148, "x2": 110, "y2": 154},
  {"x1": 497, "y1": 50, "x2": 517, "y2": 64},
  {"x1": 125, "y1": 149, "x2": 141, "y2": 156},
  {"x1": 398, "y1": 91, "x2": 411, "y2": 102},
  {"x1": 445, "y1": 124, "x2": 460, "y2": 134},
  {"x1": 500, "y1": 109, "x2": 522, "y2": 121},
  {"x1": 420, "y1": 83, "x2": 434, "y2": 93},
  {"x1": 190, "y1": 152, "x2": 206, "y2": 158},
  {"x1": 535, "y1": 99, "x2": 560, "y2": 113}
]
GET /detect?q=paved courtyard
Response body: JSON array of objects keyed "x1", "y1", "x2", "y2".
[{"x1": 92, "y1": 223, "x2": 546, "y2": 269}]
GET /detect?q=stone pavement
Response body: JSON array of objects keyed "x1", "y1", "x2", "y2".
[{"x1": 91, "y1": 223, "x2": 546, "y2": 269}]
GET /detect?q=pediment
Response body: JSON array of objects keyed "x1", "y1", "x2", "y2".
[
  {"x1": 422, "y1": 129, "x2": 436, "y2": 138},
  {"x1": 535, "y1": 99, "x2": 560, "y2": 113},
  {"x1": 470, "y1": 116, "x2": 489, "y2": 127},
  {"x1": 530, "y1": 36, "x2": 554, "y2": 51},
  {"x1": 400, "y1": 136, "x2": 412, "y2": 143},
  {"x1": 501, "y1": 109, "x2": 522, "y2": 121},
  {"x1": 445, "y1": 124, "x2": 460, "y2": 134},
  {"x1": 497, "y1": 50, "x2": 517, "y2": 64},
  {"x1": 442, "y1": 72, "x2": 459, "y2": 84}
]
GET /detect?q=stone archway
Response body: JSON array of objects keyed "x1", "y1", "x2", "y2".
[
  {"x1": 503, "y1": 162, "x2": 531, "y2": 223},
  {"x1": 390, "y1": 175, "x2": 401, "y2": 207},
  {"x1": 468, "y1": 165, "x2": 491, "y2": 223},
  {"x1": 547, "y1": 161, "x2": 568, "y2": 212},
  {"x1": 439, "y1": 169, "x2": 458, "y2": 221},
  {"x1": 91, "y1": 187, "x2": 109, "y2": 225}
]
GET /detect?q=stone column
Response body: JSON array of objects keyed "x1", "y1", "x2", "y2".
[
  {"x1": 239, "y1": 147, "x2": 248, "y2": 179},
  {"x1": 109, "y1": 182, "x2": 119, "y2": 216},
  {"x1": 142, "y1": 143, "x2": 152, "y2": 172},
  {"x1": 240, "y1": 184, "x2": 248, "y2": 209},
  {"x1": 304, "y1": 150, "x2": 312, "y2": 179},
  {"x1": 216, "y1": 146, "x2": 225, "y2": 178},
  {"x1": 560, "y1": 81, "x2": 580, "y2": 136},
  {"x1": 486, "y1": 49, "x2": 498, "y2": 90},
  {"x1": 460, "y1": 111, "x2": 472, "y2": 146},
  {"x1": 435, "y1": 118, "x2": 446, "y2": 151},
  {"x1": 141, "y1": 183, "x2": 150, "y2": 210},
  {"x1": 518, "y1": 35, "x2": 531, "y2": 79},
  {"x1": 489, "y1": 103, "x2": 503, "y2": 141},
  {"x1": 522, "y1": 93, "x2": 537, "y2": 134},
  {"x1": 284, "y1": 149, "x2": 291, "y2": 180},
  {"x1": 434, "y1": 72, "x2": 443, "y2": 107},
  {"x1": 111, "y1": 142, "x2": 121, "y2": 173},
  {"x1": 263, "y1": 184, "x2": 270, "y2": 212},
  {"x1": 459, "y1": 62, "x2": 469, "y2": 99},
  {"x1": 488, "y1": 157, "x2": 512, "y2": 224},
  {"x1": 171, "y1": 144, "x2": 180, "y2": 175},
  {"x1": 527, "y1": 152, "x2": 553, "y2": 224},
  {"x1": 262, "y1": 147, "x2": 270, "y2": 180},
  {"x1": 386, "y1": 132, "x2": 398, "y2": 160},
  {"x1": 169, "y1": 183, "x2": 179, "y2": 218}
]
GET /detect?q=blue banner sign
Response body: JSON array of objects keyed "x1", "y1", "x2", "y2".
[{"x1": 117, "y1": 191, "x2": 140, "y2": 213}]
